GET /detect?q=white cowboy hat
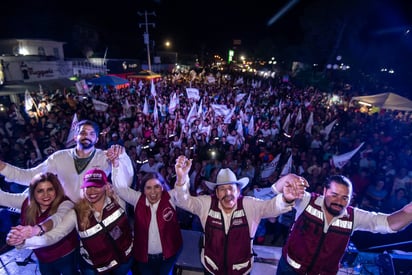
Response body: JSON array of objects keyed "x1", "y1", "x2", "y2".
[{"x1": 204, "y1": 168, "x2": 249, "y2": 191}]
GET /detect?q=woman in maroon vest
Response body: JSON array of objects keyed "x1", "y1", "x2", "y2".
[
  {"x1": 9, "y1": 168, "x2": 134, "y2": 274},
  {"x1": 112, "y1": 168, "x2": 183, "y2": 275},
  {"x1": 4, "y1": 172, "x2": 79, "y2": 274}
]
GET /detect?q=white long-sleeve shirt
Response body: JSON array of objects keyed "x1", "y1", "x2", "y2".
[
  {"x1": 21, "y1": 196, "x2": 114, "y2": 250},
  {"x1": 1, "y1": 148, "x2": 133, "y2": 205},
  {"x1": 271, "y1": 185, "x2": 395, "y2": 234},
  {"x1": 111, "y1": 167, "x2": 179, "y2": 254},
  {"x1": 173, "y1": 178, "x2": 293, "y2": 236},
  {"x1": 0, "y1": 189, "x2": 74, "y2": 227}
]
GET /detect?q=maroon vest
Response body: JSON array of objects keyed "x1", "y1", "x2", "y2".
[
  {"x1": 21, "y1": 197, "x2": 79, "y2": 263},
  {"x1": 76, "y1": 200, "x2": 133, "y2": 273},
  {"x1": 282, "y1": 193, "x2": 354, "y2": 275},
  {"x1": 133, "y1": 191, "x2": 183, "y2": 262},
  {"x1": 203, "y1": 196, "x2": 252, "y2": 275}
]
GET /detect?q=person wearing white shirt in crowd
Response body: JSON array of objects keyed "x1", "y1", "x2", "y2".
[{"x1": 139, "y1": 155, "x2": 163, "y2": 174}]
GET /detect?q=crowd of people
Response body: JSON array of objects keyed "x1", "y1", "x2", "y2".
[{"x1": 0, "y1": 69, "x2": 411, "y2": 274}]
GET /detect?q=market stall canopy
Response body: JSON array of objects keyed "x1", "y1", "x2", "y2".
[
  {"x1": 350, "y1": 92, "x2": 412, "y2": 111},
  {"x1": 87, "y1": 75, "x2": 129, "y2": 90},
  {"x1": 127, "y1": 70, "x2": 162, "y2": 81}
]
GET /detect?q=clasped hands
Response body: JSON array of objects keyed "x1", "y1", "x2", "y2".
[
  {"x1": 105, "y1": 145, "x2": 124, "y2": 167},
  {"x1": 6, "y1": 225, "x2": 38, "y2": 246},
  {"x1": 276, "y1": 174, "x2": 309, "y2": 203}
]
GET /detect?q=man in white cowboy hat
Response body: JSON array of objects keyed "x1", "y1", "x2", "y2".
[{"x1": 174, "y1": 155, "x2": 308, "y2": 275}]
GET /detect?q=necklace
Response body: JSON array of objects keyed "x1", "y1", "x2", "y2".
[{"x1": 72, "y1": 149, "x2": 96, "y2": 174}]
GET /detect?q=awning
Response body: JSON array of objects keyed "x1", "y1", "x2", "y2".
[{"x1": 127, "y1": 70, "x2": 162, "y2": 81}]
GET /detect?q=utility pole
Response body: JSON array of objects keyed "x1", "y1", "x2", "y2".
[{"x1": 138, "y1": 11, "x2": 156, "y2": 72}]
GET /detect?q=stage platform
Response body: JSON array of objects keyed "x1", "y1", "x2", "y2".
[{"x1": 0, "y1": 230, "x2": 410, "y2": 274}]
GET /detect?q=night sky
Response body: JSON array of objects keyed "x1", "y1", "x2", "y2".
[{"x1": 1, "y1": 0, "x2": 411, "y2": 59}]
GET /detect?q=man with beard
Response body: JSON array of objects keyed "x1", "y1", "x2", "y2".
[
  {"x1": 173, "y1": 155, "x2": 307, "y2": 275},
  {"x1": 274, "y1": 174, "x2": 412, "y2": 275},
  {"x1": 0, "y1": 119, "x2": 133, "y2": 213}
]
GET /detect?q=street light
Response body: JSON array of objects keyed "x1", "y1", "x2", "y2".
[{"x1": 164, "y1": 39, "x2": 177, "y2": 64}]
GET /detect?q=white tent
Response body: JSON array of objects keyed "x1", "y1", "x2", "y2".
[{"x1": 350, "y1": 92, "x2": 412, "y2": 111}]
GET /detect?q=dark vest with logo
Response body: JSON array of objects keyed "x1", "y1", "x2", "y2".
[
  {"x1": 76, "y1": 200, "x2": 133, "y2": 273},
  {"x1": 133, "y1": 191, "x2": 182, "y2": 262},
  {"x1": 20, "y1": 197, "x2": 79, "y2": 263},
  {"x1": 282, "y1": 193, "x2": 354, "y2": 275},
  {"x1": 203, "y1": 196, "x2": 252, "y2": 275}
]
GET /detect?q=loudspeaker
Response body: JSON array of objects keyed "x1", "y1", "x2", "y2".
[{"x1": 377, "y1": 253, "x2": 412, "y2": 275}]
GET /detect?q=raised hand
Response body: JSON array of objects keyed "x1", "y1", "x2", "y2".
[
  {"x1": 106, "y1": 145, "x2": 124, "y2": 167},
  {"x1": 278, "y1": 174, "x2": 309, "y2": 202},
  {"x1": 175, "y1": 155, "x2": 192, "y2": 184}
]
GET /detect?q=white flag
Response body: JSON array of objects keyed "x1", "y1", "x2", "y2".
[
  {"x1": 295, "y1": 108, "x2": 302, "y2": 125},
  {"x1": 150, "y1": 80, "x2": 157, "y2": 97},
  {"x1": 153, "y1": 99, "x2": 159, "y2": 123},
  {"x1": 186, "y1": 88, "x2": 200, "y2": 101},
  {"x1": 261, "y1": 153, "x2": 281, "y2": 179},
  {"x1": 186, "y1": 102, "x2": 198, "y2": 124},
  {"x1": 65, "y1": 113, "x2": 78, "y2": 148},
  {"x1": 305, "y1": 112, "x2": 314, "y2": 135},
  {"x1": 234, "y1": 77, "x2": 244, "y2": 85},
  {"x1": 280, "y1": 154, "x2": 293, "y2": 176},
  {"x1": 199, "y1": 125, "x2": 211, "y2": 136},
  {"x1": 251, "y1": 79, "x2": 258, "y2": 88},
  {"x1": 248, "y1": 115, "x2": 255, "y2": 136},
  {"x1": 236, "y1": 119, "x2": 244, "y2": 138},
  {"x1": 124, "y1": 98, "x2": 131, "y2": 110},
  {"x1": 244, "y1": 93, "x2": 252, "y2": 109},
  {"x1": 75, "y1": 80, "x2": 89, "y2": 95},
  {"x1": 235, "y1": 93, "x2": 247, "y2": 103},
  {"x1": 211, "y1": 104, "x2": 230, "y2": 117},
  {"x1": 282, "y1": 113, "x2": 291, "y2": 133},
  {"x1": 197, "y1": 100, "x2": 203, "y2": 117},
  {"x1": 331, "y1": 142, "x2": 364, "y2": 169},
  {"x1": 92, "y1": 99, "x2": 109, "y2": 112},
  {"x1": 168, "y1": 93, "x2": 178, "y2": 114},
  {"x1": 224, "y1": 107, "x2": 236, "y2": 124},
  {"x1": 143, "y1": 97, "x2": 149, "y2": 116},
  {"x1": 322, "y1": 119, "x2": 337, "y2": 139},
  {"x1": 24, "y1": 90, "x2": 35, "y2": 113},
  {"x1": 239, "y1": 109, "x2": 248, "y2": 123},
  {"x1": 206, "y1": 75, "x2": 216, "y2": 83},
  {"x1": 138, "y1": 80, "x2": 144, "y2": 91}
]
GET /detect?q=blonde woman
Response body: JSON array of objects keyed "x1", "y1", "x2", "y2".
[{"x1": 13, "y1": 168, "x2": 134, "y2": 274}]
